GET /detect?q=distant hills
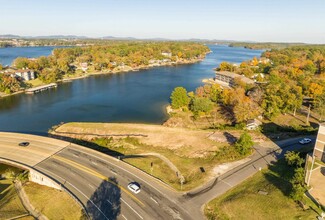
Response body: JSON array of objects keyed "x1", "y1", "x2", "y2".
[
  {"x1": 0, "y1": 34, "x2": 237, "y2": 43},
  {"x1": 0, "y1": 34, "x2": 312, "y2": 46},
  {"x1": 0, "y1": 34, "x2": 88, "y2": 39}
]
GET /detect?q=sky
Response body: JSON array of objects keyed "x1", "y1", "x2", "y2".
[{"x1": 1, "y1": 0, "x2": 325, "y2": 43}]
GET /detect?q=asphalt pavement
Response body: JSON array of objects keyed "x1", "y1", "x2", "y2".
[{"x1": 0, "y1": 132, "x2": 316, "y2": 220}]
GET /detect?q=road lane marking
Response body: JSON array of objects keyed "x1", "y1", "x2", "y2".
[
  {"x1": 36, "y1": 166, "x2": 110, "y2": 220},
  {"x1": 150, "y1": 197, "x2": 158, "y2": 204},
  {"x1": 88, "y1": 183, "x2": 94, "y2": 189},
  {"x1": 121, "y1": 198, "x2": 143, "y2": 220},
  {"x1": 69, "y1": 146, "x2": 172, "y2": 195},
  {"x1": 106, "y1": 199, "x2": 112, "y2": 205},
  {"x1": 122, "y1": 214, "x2": 128, "y2": 220},
  {"x1": 221, "y1": 179, "x2": 232, "y2": 187},
  {"x1": 52, "y1": 155, "x2": 145, "y2": 207}
]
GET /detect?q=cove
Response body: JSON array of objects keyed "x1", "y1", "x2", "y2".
[{"x1": 0, "y1": 45, "x2": 263, "y2": 134}]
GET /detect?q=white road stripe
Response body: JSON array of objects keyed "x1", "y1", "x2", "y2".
[
  {"x1": 106, "y1": 199, "x2": 112, "y2": 205},
  {"x1": 36, "y1": 166, "x2": 110, "y2": 220},
  {"x1": 121, "y1": 198, "x2": 143, "y2": 220},
  {"x1": 150, "y1": 197, "x2": 158, "y2": 204},
  {"x1": 71, "y1": 146, "x2": 167, "y2": 196},
  {"x1": 122, "y1": 214, "x2": 128, "y2": 220}
]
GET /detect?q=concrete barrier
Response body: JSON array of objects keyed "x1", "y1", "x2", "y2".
[{"x1": 0, "y1": 158, "x2": 61, "y2": 190}]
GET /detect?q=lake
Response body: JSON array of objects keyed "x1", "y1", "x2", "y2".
[
  {"x1": 0, "y1": 46, "x2": 61, "y2": 66},
  {"x1": 0, "y1": 45, "x2": 263, "y2": 134}
]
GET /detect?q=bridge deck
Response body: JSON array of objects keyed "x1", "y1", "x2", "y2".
[{"x1": 0, "y1": 132, "x2": 69, "y2": 167}]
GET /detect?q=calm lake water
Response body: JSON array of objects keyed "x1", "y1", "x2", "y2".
[
  {"x1": 0, "y1": 46, "x2": 59, "y2": 66},
  {"x1": 0, "y1": 45, "x2": 263, "y2": 134}
]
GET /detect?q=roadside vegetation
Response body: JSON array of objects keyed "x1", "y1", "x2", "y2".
[
  {"x1": 0, "y1": 164, "x2": 28, "y2": 220},
  {"x1": 204, "y1": 157, "x2": 322, "y2": 220},
  {"x1": 50, "y1": 122, "x2": 258, "y2": 191},
  {"x1": 23, "y1": 182, "x2": 85, "y2": 220},
  {"x1": 0, "y1": 163, "x2": 84, "y2": 220}
]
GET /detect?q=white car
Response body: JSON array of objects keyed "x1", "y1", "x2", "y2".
[
  {"x1": 127, "y1": 182, "x2": 141, "y2": 194},
  {"x1": 299, "y1": 138, "x2": 312, "y2": 144}
]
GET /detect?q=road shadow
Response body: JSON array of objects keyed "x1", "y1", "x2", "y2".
[
  {"x1": 49, "y1": 133, "x2": 124, "y2": 157},
  {"x1": 260, "y1": 121, "x2": 318, "y2": 141},
  {"x1": 263, "y1": 160, "x2": 295, "y2": 197},
  {"x1": 86, "y1": 177, "x2": 121, "y2": 220},
  {"x1": 321, "y1": 167, "x2": 325, "y2": 176},
  {"x1": 122, "y1": 155, "x2": 146, "y2": 159},
  {"x1": 223, "y1": 132, "x2": 237, "y2": 144}
]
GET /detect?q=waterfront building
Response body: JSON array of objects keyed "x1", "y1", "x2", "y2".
[
  {"x1": 313, "y1": 123, "x2": 325, "y2": 162},
  {"x1": 214, "y1": 71, "x2": 254, "y2": 87},
  {"x1": 14, "y1": 69, "x2": 35, "y2": 81}
]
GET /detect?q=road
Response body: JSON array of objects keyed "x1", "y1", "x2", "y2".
[{"x1": 0, "y1": 132, "x2": 316, "y2": 220}]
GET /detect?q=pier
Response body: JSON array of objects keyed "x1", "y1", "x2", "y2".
[{"x1": 25, "y1": 83, "x2": 58, "y2": 94}]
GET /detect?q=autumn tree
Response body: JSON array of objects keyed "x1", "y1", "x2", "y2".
[
  {"x1": 170, "y1": 87, "x2": 190, "y2": 109},
  {"x1": 190, "y1": 97, "x2": 214, "y2": 115},
  {"x1": 314, "y1": 92, "x2": 325, "y2": 121},
  {"x1": 0, "y1": 75, "x2": 21, "y2": 93},
  {"x1": 13, "y1": 57, "x2": 29, "y2": 69},
  {"x1": 218, "y1": 62, "x2": 235, "y2": 72},
  {"x1": 308, "y1": 82, "x2": 323, "y2": 98}
]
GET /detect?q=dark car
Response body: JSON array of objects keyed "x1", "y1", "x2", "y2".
[{"x1": 18, "y1": 142, "x2": 30, "y2": 147}]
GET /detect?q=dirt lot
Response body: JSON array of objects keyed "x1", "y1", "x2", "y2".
[{"x1": 52, "y1": 122, "x2": 265, "y2": 158}]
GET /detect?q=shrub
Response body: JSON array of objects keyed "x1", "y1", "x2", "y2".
[{"x1": 234, "y1": 132, "x2": 254, "y2": 156}]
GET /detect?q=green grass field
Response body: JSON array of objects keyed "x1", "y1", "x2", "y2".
[
  {"x1": 23, "y1": 182, "x2": 84, "y2": 220},
  {"x1": 0, "y1": 179, "x2": 28, "y2": 220},
  {"x1": 204, "y1": 160, "x2": 321, "y2": 220}
]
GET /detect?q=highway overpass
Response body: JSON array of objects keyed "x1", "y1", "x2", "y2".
[{"x1": 0, "y1": 132, "x2": 315, "y2": 220}]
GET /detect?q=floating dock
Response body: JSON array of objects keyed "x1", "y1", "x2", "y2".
[{"x1": 25, "y1": 83, "x2": 58, "y2": 94}]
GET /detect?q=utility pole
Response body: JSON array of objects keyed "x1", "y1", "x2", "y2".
[{"x1": 306, "y1": 104, "x2": 311, "y2": 125}]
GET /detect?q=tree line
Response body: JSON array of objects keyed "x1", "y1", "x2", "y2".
[
  {"x1": 0, "y1": 42, "x2": 209, "y2": 94},
  {"x1": 170, "y1": 45, "x2": 325, "y2": 123}
]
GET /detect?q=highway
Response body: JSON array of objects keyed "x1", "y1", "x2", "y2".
[
  {"x1": 0, "y1": 132, "x2": 316, "y2": 220},
  {"x1": 0, "y1": 132, "x2": 191, "y2": 220}
]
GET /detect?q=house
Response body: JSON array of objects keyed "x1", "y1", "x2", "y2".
[
  {"x1": 214, "y1": 71, "x2": 255, "y2": 87},
  {"x1": 14, "y1": 69, "x2": 35, "y2": 81},
  {"x1": 161, "y1": 52, "x2": 172, "y2": 58},
  {"x1": 313, "y1": 123, "x2": 325, "y2": 162},
  {"x1": 246, "y1": 119, "x2": 262, "y2": 130},
  {"x1": 80, "y1": 62, "x2": 88, "y2": 71}
]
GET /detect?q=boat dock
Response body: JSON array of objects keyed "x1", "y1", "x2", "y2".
[{"x1": 25, "y1": 83, "x2": 58, "y2": 94}]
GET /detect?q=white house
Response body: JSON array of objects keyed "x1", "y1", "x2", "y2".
[
  {"x1": 246, "y1": 119, "x2": 262, "y2": 130},
  {"x1": 14, "y1": 69, "x2": 35, "y2": 81},
  {"x1": 80, "y1": 62, "x2": 88, "y2": 71},
  {"x1": 161, "y1": 52, "x2": 172, "y2": 58}
]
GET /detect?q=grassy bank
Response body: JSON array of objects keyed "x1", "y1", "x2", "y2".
[
  {"x1": 204, "y1": 160, "x2": 321, "y2": 220},
  {"x1": 24, "y1": 182, "x2": 84, "y2": 220},
  {"x1": 0, "y1": 179, "x2": 28, "y2": 219},
  {"x1": 51, "y1": 122, "x2": 250, "y2": 191},
  {"x1": 0, "y1": 164, "x2": 28, "y2": 220}
]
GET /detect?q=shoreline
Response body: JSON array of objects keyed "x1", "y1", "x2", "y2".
[{"x1": 0, "y1": 54, "x2": 208, "y2": 99}]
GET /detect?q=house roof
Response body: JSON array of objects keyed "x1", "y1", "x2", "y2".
[
  {"x1": 16, "y1": 69, "x2": 34, "y2": 73},
  {"x1": 216, "y1": 71, "x2": 255, "y2": 84}
]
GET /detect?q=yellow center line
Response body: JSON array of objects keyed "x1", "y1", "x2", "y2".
[{"x1": 52, "y1": 155, "x2": 145, "y2": 207}]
